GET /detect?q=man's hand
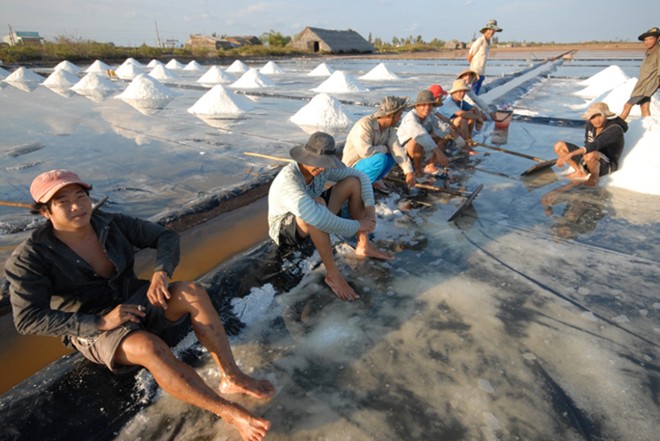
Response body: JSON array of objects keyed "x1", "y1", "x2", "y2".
[
  {"x1": 147, "y1": 271, "x2": 170, "y2": 310},
  {"x1": 405, "y1": 172, "x2": 417, "y2": 189},
  {"x1": 98, "y1": 303, "x2": 146, "y2": 331}
]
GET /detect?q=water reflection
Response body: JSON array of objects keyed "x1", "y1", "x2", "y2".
[{"x1": 541, "y1": 181, "x2": 608, "y2": 239}]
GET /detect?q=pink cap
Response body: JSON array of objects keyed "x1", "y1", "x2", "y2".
[
  {"x1": 429, "y1": 84, "x2": 448, "y2": 99},
  {"x1": 30, "y1": 169, "x2": 91, "y2": 203}
]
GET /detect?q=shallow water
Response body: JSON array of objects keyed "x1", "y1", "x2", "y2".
[{"x1": 0, "y1": 52, "x2": 658, "y2": 440}]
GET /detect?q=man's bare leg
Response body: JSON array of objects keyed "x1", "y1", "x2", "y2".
[
  {"x1": 554, "y1": 141, "x2": 588, "y2": 179},
  {"x1": 354, "y1": 231, "x2": 394, "y2": 260},
  {"x1": 641, "y1": 101, "x2": 651, "y2": 117},
  {"x1": 620, "y1": 102, "x2": 633, "y2": 120},
  {"x1": 115, "y1": 332, "x2": 270, "y2": 441},
  {"x1": 405, "y1": 140, "x2": 424, "y2": 177},
  {"x1": 164, "y1": 283, "x2": 275, "y2": 399},
  {"x1": 583, "y1": 152, "x2": 601, "y2": 187}
]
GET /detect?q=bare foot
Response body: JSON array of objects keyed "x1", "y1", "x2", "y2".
[
  {"x1": 566, "y1": 170, "x2": 589, "y2": 180},
  {"x1": 355, "y1": 242, "x2": 394, "y2": 261},
  {"x1": 222, "y1": 403, "x2": 271, "y2": 441},
  {"x1": 325, "y1": 273, "x2": 360, "y2": 301},
  {"x1": 219, "y1": 373, "x2": 275, "y2": 399},
  {"x1": 423, "y1": 163, "x2": 439, "y2": 174},
  {"x1": 584, "y1": 176, "x2": 599, "y2": 187}
]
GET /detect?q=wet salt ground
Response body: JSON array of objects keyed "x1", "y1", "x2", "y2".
[{"x1": 1, "y1": 54, "x2": 659, "y2": 440}]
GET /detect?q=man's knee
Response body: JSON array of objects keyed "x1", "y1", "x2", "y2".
[
  {"x1": 554, "y1": 141, "x2": 568, "y2": 154},
  {"x1": 117, "y1": 331, "x2": 170, "y2": 364}
]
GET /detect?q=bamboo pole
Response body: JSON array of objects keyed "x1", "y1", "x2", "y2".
[
  {"x1": 244, "y1": 152, "x2": 293, "y2": 163},
  {"x1": 0, "y1": 200, "x2": 31, "y2": 209}
]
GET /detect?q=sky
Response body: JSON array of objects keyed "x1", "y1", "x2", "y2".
[{"x1": 3, "y1": 0, "x2": 660, "y2": 47}]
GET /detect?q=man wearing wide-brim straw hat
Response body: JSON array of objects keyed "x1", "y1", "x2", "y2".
[
  {"x1": 397, "y1": 90, "x2": 451, "y2": 177},
  {"x1": 342, "y1": 96, "x2": 417, "y2": 189},
  {"x1": 620, "y1": 26, "x2": 660, "y2": 120},
  {"x1": 553, "y1": 102, "x2": 628, "y2": 187},
  {"x1": 268, "y1": 131, "x2": 393, "y2": 301},
  {"x1": 467, "y1": 19, "x2": 503, "y2": 95},
  {"x1": 444, "y1": 79, "x2": 485, "y2": 154},
  {"x1": 456, "y1": 68, "x2": 496, "y2": 121}
]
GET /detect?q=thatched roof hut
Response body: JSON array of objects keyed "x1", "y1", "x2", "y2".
[{"x1": 288, "y1": 27, "x2": 374, "y2": 54}]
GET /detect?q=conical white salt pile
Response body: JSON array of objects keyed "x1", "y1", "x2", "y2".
[
  {"x1": 226, "y1": 59, "x2": 249, "y2": 74},
  {"x1": 149, "y1": 64, "x2": 179, "y2": 81},
  {"x1": 4, "y1": 67, "x2": 43, "y2": 91},
  {"x1": 312, "y1": 70, "x2": 368, "y2": 93},
  {"x1": 115, "y1": 61, "x2": 146, "y2": 80},
  {"x1": 42, "y1": 69, "x2": 79, "y2": 88},
  {"x1": 71, "y1": 72, "x2": 118, "y2": 92},
  {"x1": 116, "y1": 74, "x2": 179, "y2": 112},
  {"x1": 575, "y1": 65, "x2": 629, "y2": 98},
  {"x1": 184, "y1": 60, "x2": 204, "y2": 71},
  {"x1": 85, "y1": 60, "x2": 111, "y2": 73},
  {"x1": 197, "y1": 66, "x2": 233, "y2": 85},
  {"x1": 0, "y1": 66, "x2": 9, "y2": 79},
  {"x1": 187, "y1": 84, "x2": 255, "y2": 115},
  {"x1": 308, "y1": 63, "x2": 334, "y2": 77},
  {"x1": 230, "y1": 68, "x2": 275, "y2": 89},
  {"x1": 359, "y1": 63, "x2": 400, "y2": 81},
  {"x1": 147, "y1": 59, "x2": 163, "y2": 68},
  {"x1": 588, "y1": 78, "x2": 641, "y2": 117},
  {"x1": 165, "y1": 59, "x2": 185, "y2": 70},
  {"x1": 290, "y1": 93, "x2": 355, "y2": 128},
  {"x1": 260, "y1": 61, "x2": 285, "y2": 74},
  {"x1": 54, "y1": 60, "x2": 81, "y2": 74}
]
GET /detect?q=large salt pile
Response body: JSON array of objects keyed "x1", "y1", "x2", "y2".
[
  {"x1": 165, "y1": 59, "x2": 185, "y2": 70},
  {"x1": 54, "y1": 60, "x2": 81, "y2": 74},
  {"x1": 197, "y1": 66, "x2": 234, "y2": 85},
  {"x1": 308, "y1": 62, "x2": 334, "y2": 77},
  {"x1": 588, "y1": 77, "x2": 641, "y2": 117},
  {"x1": 575, "y1": 65, "x2": 629, "y2": 98},
  {"x1": 290, "y1": 93, "x2": 355, "y2": 128},
  {"x1": 230, "y1": 68, "x2": 275, "y2": 89},
  {"x1": 183, "y1": 60, "x2": 204, "y2": 71},
  {"x1": 42, "y1": 69, "x2": 79, "y2": 88},
  {"x1": 71, "y1": 72, "x2": 118, "y2": 102},
  {"x1": 116, "y1": 74, "x2": 179, "y2": 114},
  {"x1": 149, "y1": 64, "x2": 178, "y2": 81},
  {"x1": 187, "y1": 84, "x2": 255, "y2": 116},
  {"x1": 3, "y1": 67, "x2": 43, "y2": 92},
  {"x1": 260, "y1": 61, "x2": 285, "y2": 74},
  {"x1": 147, "y1": 59, "x2": 163, "y2": 68},
  {"x1": 606, "y1": 113, "x2": 660, "y2": 195},
  {"x1": 115, "y1": 61, "x2": 146, "y2": 80},
  {"x1": 85, "y1": 60, "x2": 111, "y2": 73},
  {"x1": 312, "y1": 70, "x2": 368, "y2": 93},
  {"x1": 359, "y1": 63, "x2": 400, "y2": 81},
  {"x1": 226, "y1": 60, "x2": 249, "y2": 74}
]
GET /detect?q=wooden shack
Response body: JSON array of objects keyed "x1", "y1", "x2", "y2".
[{"x1": 288, "y1": 27, "x2": 374, "y2": 54}]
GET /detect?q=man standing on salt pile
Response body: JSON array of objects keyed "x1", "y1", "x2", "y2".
[
  {"x1": 620, "y1": 26, "x2": 660, "y2": 120},
  {"x1": 445, "y1": 79, "x2": 484, "y2": 154},
  {"x1": 397, "y1": 90, "x2": 451, "y2": 177},
  {"x1": 5, "y1": 170, "x2": 274, "y2": 441},
  {"x1": 342, "y1": 96, "x2": 417, "y2": 189},
  {"x1": 467, "y1": 19, "x2": 503, "y2": 94},
  {"x1": 553, "y1": 102, "x2": 628, "y2": 187},
  {"x1": 268, "y1": 132, "x2": 393, "y2": 301}
]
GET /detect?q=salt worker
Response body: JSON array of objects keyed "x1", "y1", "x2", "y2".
[
  {"x1": 620, "y1": 26, "x2": 660, "y2": 120},
  {"x1": 342, "y1": 96, "x2": 416, "y2": 190},
  {"x1": 397, "y1": 89, "x2": 450, "y2": 177},
  {"x1": 269, "y1": 131, "x2": 393, "y2": 301},
  {"x1": 429, "y1": 84, "x2": 465, "y2": 148},
  {"x1": 467, "y1": 19, "x2": 503, "y2": 94},
  {"x1": 553, "y1": 102, "x2": 628, "y2": 187},
  {"x1": 456, "y1": 68, "x2": 495, "y2": 121},
  {"x1": 4, "y1": 170, "x2": 274, "y2": 441},
  {"x1": 445, "y1": 79, "x2": 484, "y2": 153}
]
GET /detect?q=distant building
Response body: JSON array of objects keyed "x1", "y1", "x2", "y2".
[
  {"x1": 288, "y1": 27, "x2": 374, "y2": 54},
  {"x1": 445, "y1": 40, "x2": 467, "y2": 50},
  {"x1": 224, "y1": 36, "x2": 262, "y2": 47},
  {"x1": 185, "y1": 34, "x2": 261, "y2": 50},
  {"x1": 3, "y1": 31, "x2": 44, "y2": 46}
]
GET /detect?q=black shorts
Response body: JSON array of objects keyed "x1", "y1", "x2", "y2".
[
  {"x1": 627, "y1": 95, "x2": 651, "y2": 105},
  {"x1": 566, "y1": 143, "x2": 613, "y2": 176},
  {"x1": 276, "y1": 188, "x2": 335, "y2": 247}
]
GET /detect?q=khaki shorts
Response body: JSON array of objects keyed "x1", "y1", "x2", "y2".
[{"x1": 69, "y1": 282, "x2": 187, "y2": 374}]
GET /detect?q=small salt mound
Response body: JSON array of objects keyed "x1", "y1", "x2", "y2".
[
  {"x1": 312, "y1": 70, "x2": 368, "y2": 93},
  {"x1": 4, "y1": 67, "x2": 43, "y2": 84},
  {"x1": 71, "y1": 72, "x2": 118, "y2": 92},
  {"x1": 575, "y1": 65, "x2": 629, "y2": 98},
  {"x1": 290, "y1": 93, "x2": 355, "y2": 128},
  {"x1": 85, "y1": 60, "x2": 112, "y2": 73},
  {"x1": 42, "y1": 69, "x2": 79, "y2": 88},
  {"x1": 147, "y1": 59, "x2": 163, "y2": 68},
  {"x1": 183, "y1": 60, "x2": 204, "y2": 71},
  {"x1": 124, "y1": 57, "x2": 143, "y2": 67},
  {"x1": 607, "y1": 112, "x2": 660, "y2": 195},
  {"x1": 260, "y1": 61, "x2": 285, "y2": 74},
  {"x1": 230, "y1": 68, "x2": 275, "y2": 89},
  {"x1": 359, "y1": 63, "x2": 400, "y2": 81},
  {"x1": 149, "y1": 64, "x2": 178, "y2": 81},
  {"x1": 116, "y1": 74, "x2": 178, "y2": 112},
  {"x1": 226, "y1": 59, "x2": 249, "y2": 74},
  {"x1": 165, "y1": 59, "x2": 185, "y2": 70},
  {"x1": 187, "y1": 84, "x2": 255, "y2": 115},
  {"x1": 54, "y1": 60, "x2": 81, "y2": 74},
  {"x1": 197, "y1": 66, "x2": 234, "y2": 85},
  {"x1": 115, "y1": 62, "x2": 146, "y2": 80},
  {"x1": 308, "y1": 62, "x2": 334, "y2": 77}
]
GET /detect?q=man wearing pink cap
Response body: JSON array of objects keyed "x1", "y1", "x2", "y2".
[{"x1": 5, "y1": 170, "x2": 274, "y2": 441}]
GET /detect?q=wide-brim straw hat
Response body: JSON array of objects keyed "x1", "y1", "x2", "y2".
[
  {"x1": 374, "y1": 96, "x2": 409, "y2": 117},
  {"x1": 448, "y1": 79, "x2": 471, "y2": 94},
  {"x1": 456, "y1": 68, "x2": 480, "y2": 82},
  {"x1": 289, "y1": 131, "x2": 344, "y2": 169},
  {"x1": 480, "y1": 19, "x2": 503, "y2": 33},
  {"x1": 638, "y1": 26, "x2": 660, "y2": 41},
  {"x1": 413, "y1": 90, "x2": 436, "y2": 106},
  {"x1": 582, "y1": 102, "x2": 616, "y2": 120}
]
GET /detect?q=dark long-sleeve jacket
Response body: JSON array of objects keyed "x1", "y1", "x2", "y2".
[
  {"x1": 4, "y1": 211, "x2": 179, "y2": 340},
  {"x1": 583, "y1": 116, "x2": 628, "y2": 171}
]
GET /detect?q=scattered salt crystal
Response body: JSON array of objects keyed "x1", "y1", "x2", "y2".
[
  {"x1": 231, "y1": 284, "x2": 277, "y2": 326},
  {"x1": 197, "y1": 66, "x2": 233, "y2": 85},
  {"x1": 260, "y1": 61, "x2": 285, "y2": 74},
  {"x1": 226, "y1": 59, "x2": 249, "y2": 74},
  {"x1": 612, "y1": 314, "x2": 630, "y2": 323},
  {"x1": 230, "y1": 68, "x2": 275, "y2": 89},
  {"x1": 187, "y1": 84, "x2": 254, "y2": 115},
  {"x1": 580, "y1": 311, "x2": 598, "y2": 322},
  {"x1": 290, "y1": 93, "x2": 355, "y2": 128},
  {"x1": 359, "y1": 63, "x2": 400, "y2": 81},
  {"x1": 478, "y1": 378, "x2": 495, "y2": 394},
  {"x1": 165, "y1": 59, "x2": 185, "y2": 70},
  {"x1": 522, "y1": 352, "x2": 537, "y2": 360},
  {"x1": 312, "y1": 70, "x2": 368, "y2": 93},
  {"x1": 308, "y1": 62, "x2": 334, "y2": 77}
]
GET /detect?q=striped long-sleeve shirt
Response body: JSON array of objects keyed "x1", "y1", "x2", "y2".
[{"x1": 268, "y1": 162, "x2": 374, "y2": 244}]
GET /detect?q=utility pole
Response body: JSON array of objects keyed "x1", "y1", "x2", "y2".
[
  {"x1": 154, "y1": 21, "x2": 162, "y2": 48},
  {"x1": 8, "y1": 24, "x2": 16, "y2": 45}
]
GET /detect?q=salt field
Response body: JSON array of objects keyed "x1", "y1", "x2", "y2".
[{"x1": 1, "y1": 51, "x2": 659, "y2": 441}]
